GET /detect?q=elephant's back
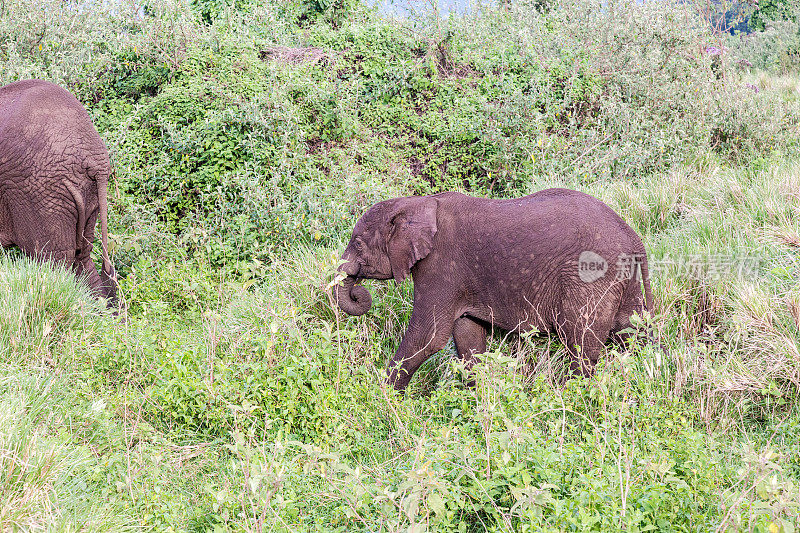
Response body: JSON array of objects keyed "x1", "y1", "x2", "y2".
[
  {"x1": 520, "y1": 188, "x2": 620, "y2": 218},
  {"x1": 494, "y1": 188, "x2": 642, "y2": 245},
  {"x1": 459, "y1": 188, "x2": 632, "y2": 228},
  {"x1": 0, "y1": 80, "x2": 109, "y2": 178},
  {"x1": 448, "y1": 188, "x2": 646, "y2": 272},
  {"x1": 0, "y1": 79, "x2": 83, "y2": 107},
  {"x1": 1, "y1": 79, "x2": 92, "y2": 132}
]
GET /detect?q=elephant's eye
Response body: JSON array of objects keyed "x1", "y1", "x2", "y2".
[{"x1": 354, "y1": 237, "x2": 365, "y2": 251}]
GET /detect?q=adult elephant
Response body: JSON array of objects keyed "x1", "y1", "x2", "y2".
[
  {"x1": 0, "y1": 79, "x2": 117, "y2": 302},
  {"x1": 335, "y1": 189, "x2": 653, "y2": 391}
]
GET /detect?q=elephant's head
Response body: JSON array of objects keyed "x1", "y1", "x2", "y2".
[{"x1": 335, "y1": 196, "x2": 438, "y2": 316}]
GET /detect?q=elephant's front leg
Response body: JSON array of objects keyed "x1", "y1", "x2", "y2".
[{"x1": 386, "y1": 297, "x2": 455, "y2": 391}]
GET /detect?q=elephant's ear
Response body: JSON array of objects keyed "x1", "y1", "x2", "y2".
[{"x1": 387, "y1": 197, "x2": 438, "y2": 284}]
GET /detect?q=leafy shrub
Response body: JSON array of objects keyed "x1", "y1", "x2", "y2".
[
  {"x1": 5, "y1": 0, "x2": 790, "y2": 275},
  {"x1": 202, "y1": 351, "x2": 800, "y2": 531},
  {"x1": 730, "y1": 19, "x2": 800, "y2": 73},
  {"x1": 749, "y1": 0, "x2": 798, "y2": 32}
]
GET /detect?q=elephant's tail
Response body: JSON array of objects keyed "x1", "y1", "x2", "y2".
[{"x1": 64, "y1": 174, "x2": 116, "y2": 291}]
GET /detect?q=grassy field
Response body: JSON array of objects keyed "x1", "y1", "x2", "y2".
[{"x1": 1, "y1": 0, "x2": 800, "y2": 530}]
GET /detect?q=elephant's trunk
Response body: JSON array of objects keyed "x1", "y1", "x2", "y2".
[{"x1": 335, "y1": 256, "x2": 372, "y2": 316}]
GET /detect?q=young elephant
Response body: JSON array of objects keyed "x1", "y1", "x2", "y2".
[
  {"x1": 0, "y1": 79, "x2": 117, "y2": 302},
  {"x1": 335, "y1": 188, "x2": 653, "y2": 391}
]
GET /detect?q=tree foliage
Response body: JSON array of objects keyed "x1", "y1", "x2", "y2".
[{"x1": 749, "y1": 0, "x2": 798, "y2": 31}]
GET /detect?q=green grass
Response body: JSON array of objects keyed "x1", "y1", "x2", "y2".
[
  {"x1": 0, "y1": 369, "x2": 140, "y2": 530},
  {"x1": 1, "y1": 0, "x2": 800, "y2": 530},
  {"x1": 0, "y1": 252, "x2": 103, "y2": 366}
]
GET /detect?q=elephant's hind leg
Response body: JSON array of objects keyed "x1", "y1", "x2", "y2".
[
  {"x1": 10, "y1": 190, "x2": 82, "y2": 284},
  {"x1": 73, "y1": 254, "x2": 104, "y2": 296},
  {"x1": 558, "y1": 301, "x2": 615, "y2": 378},
  {"x1": 609, "y1": 272, "x2": 649, "y2": 346},
  {"x1": 73, "y1": 208, "x2": 107, "y2": 297},
  {"x1": 563, "y1": 324, "x2": 612, "y2": 378},
  {"x1": 0, "y1": 198, "x2": 13, "y2": 247},
  {"x1": 453, "y1": 316, "x2": 488, "y2": 381}
]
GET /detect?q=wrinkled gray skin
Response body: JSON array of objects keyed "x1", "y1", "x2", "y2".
[
  {"x1": 335, "y1": 189, "x2": 653, "y2": 391},
  {"x1": 0, "y1": 79, "x2": 117, "y2": 302}
]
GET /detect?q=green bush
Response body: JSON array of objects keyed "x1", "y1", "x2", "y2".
[
  {"x1": 730, "y1": 19, "x2": 800, "y2": 73},
  {"x1": 749, "y1": 0, "x2": 798, "y2": 32},
  {"x1": 7, "y1": 0, "x2": 789, "y2": 274}
]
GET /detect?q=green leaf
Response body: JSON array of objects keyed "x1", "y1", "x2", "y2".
[{"x1": 428, "y1": 491, "x2": 446, "y2": 515}]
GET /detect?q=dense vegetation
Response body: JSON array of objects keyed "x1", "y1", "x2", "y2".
[{"x1": 1, "y1": 0, "x2": 800, "y2": 530}]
